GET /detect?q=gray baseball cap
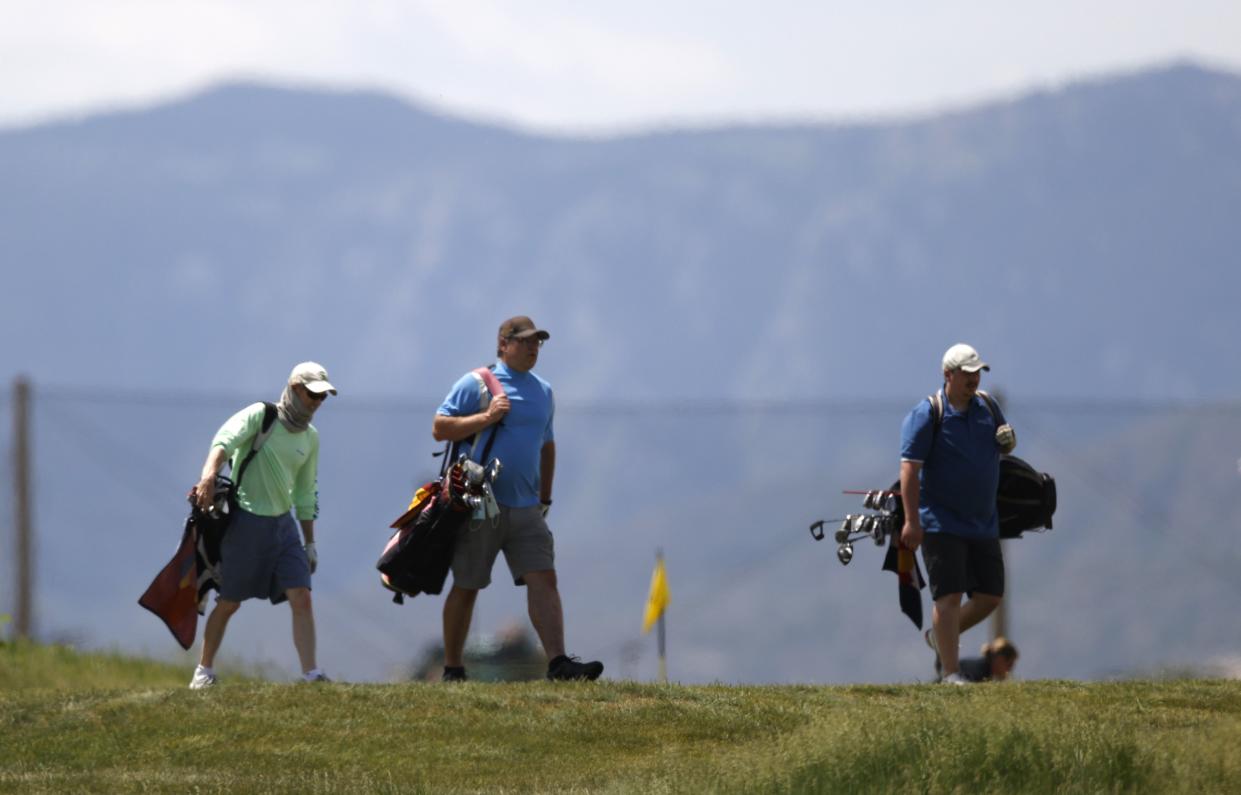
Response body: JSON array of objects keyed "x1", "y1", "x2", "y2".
[{"x1": 942, "y1": 344, "x2": 990, "y2": 373}]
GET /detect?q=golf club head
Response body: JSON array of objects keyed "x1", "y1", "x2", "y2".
[{"x1": 837, "y1": 543, "x2": 854, "y2": 565}]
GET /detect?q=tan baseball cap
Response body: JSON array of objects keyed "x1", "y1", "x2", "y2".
[
  {"x1": 942, "y1": 344, "x2": 990, "y2": 373},
  {"x1": 498, "y1": 316, "x2": 550, "y2": 341},
  {"x1": 289, "y1": 361, "x2": 338, "y2": 395}
]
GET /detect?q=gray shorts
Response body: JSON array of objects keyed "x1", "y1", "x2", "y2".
[
  {"x1": 451, "y1": 505, "x2": 555, "y2": 590},
  {"x1": 218, "y1": 508, "x2": 311, "y2": 604}
]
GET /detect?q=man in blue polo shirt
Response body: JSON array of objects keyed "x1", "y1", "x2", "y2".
[
  {"x1": 432, "y1": 315, "x2": 603, "y2": 682},
  {"x1": 899, "y1": 343, "x2": 1017, "y2": 684}
]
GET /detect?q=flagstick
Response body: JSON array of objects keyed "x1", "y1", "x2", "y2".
[
  {"x1": 656, "y1": 549, "x2": 667, "y2": 683},
  {"x1": 643, "y1": 548, "x2": 670, "y2": 682},
  {"x1": 657, "y1": 613, "x2": 667, "y2": 683}
]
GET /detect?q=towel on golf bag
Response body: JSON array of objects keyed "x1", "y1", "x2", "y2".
[
  {"x1": 138, "y1": 506, "x2": 227, "y2": 650},
  {"x1": 138, "y1": 517, "x2": 200, "y2": 650},
  {"x1": 881, "y1": 534, "x2": 927, "y2": 630}
]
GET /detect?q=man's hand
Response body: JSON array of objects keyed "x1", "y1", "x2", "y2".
[
  {"x1": 995, "y1": 423, "x2": 1017, "y2": 453},
  {"x1": 485, "y1": 394, "x2": 511, "y2": 424},
  {"x1": 190, "y1": 476, "x2": 216, "y2": 512},
  {"x1": 191, "y1": 447, "x2": 228, "y2": 512},
  {"x1": 540, "y1": 500, "x2": 552, "y2": 518},
  {"x1": 901, "y1": 520, "x2": 924, "y2": 551},
  {"x1": 304, "y1": 542, "x2": 318, "y2": 574}
]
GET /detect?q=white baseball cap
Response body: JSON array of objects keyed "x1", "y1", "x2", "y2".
[
  {"x1": 942, "y1": 344, "x2": 990, "y2": 373},
  {"x1": 289, "y1": 361, "x2": 338, "y2": 395}
]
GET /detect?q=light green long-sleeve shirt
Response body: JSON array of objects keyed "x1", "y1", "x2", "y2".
[{"x1": 211, "y1": 402, "x2": 319, "y2": 520}]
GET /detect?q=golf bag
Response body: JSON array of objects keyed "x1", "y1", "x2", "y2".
[
  {"x1": 138, "y1": 401, "x2": 278, "y2": 649},
  {"x1": 997, "y1": 455, "x2": 1056, "y2": 538},
  {"x1": 195, "y1": 402, "x2": 280, "y2": 592},
  {"x1": 377, "y1": 479, "x2": 464, "y2": 603},
  {"x1": 377, "y1": 367, "x2": 505, "y2": 604}
]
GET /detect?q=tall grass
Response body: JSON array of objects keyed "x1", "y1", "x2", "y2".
[{"x1": 2, "y1": 643, "x2": 1240, "y2": 793}]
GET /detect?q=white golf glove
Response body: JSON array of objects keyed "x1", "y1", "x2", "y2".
[
  {"x1": 304, "y1": 542, "x2": 318, "y2": 574},
  {"x1": 540, "y1": 501, "x2": 552, "y2": 519},
  {"x1": 995, "y1": 424, "x2": 1017, "y2": 454}
]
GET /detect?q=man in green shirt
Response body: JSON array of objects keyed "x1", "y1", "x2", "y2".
[{"x1": 186, "y1": 362, "x2": 336, "y2": 689}]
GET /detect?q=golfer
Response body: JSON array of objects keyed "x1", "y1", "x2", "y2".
[
  {"x1": 899, "y1": 344, "x2": 1017, "y2": 684},
  {"x1": 432, "y1": 316, "x2": 604, "y2": 682},
  {"x1": 186, "y1": 362, "x2": 336, "y2": 688}
]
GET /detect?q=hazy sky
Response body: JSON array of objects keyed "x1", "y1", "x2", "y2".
[{"x1": 5, "y1": 0, "x2": 1240, "y2": 132}]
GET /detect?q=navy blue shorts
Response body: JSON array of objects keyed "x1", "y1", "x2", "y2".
[
  {"x1": 218, "y1": 509, "x2": 311, "y2": 604},
  {"x1": 921, "y1": 533, "x2": 1004, "y2": 601}
]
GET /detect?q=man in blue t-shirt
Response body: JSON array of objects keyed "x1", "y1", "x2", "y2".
[
  {"x1": 899, "y1": 343, "x2": 1017, "y2": 684},
  {"x1": 432, "y1": 315, "x2": 603, "y2": 683}
]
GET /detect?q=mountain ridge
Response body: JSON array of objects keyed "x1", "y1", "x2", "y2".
[{"x1": 6, "y1": 61, "x2": 1241, "y2": 403}]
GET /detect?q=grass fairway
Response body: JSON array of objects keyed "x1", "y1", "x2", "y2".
[{"x1": 3, "y1": 642, "x2": 1241, "y2": 793}]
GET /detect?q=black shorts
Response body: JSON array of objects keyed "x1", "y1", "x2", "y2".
[{"x1": 921, "y1": 533, "x2": 1004, "y2": 601}]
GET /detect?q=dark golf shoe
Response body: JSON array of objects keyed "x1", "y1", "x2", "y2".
[{"x1": 547, "y1": 655, "x2": 604, "y2": 681}]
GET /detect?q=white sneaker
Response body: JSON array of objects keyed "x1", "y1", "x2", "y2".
[
  {"x1": 942, "y1": 673, "x2": 968, "y2": 686},
  {"x1": 188, "y1": 665, "x2": 217, "y2": 690},
  {"x1": 303, "y1": 670, "x2": 332, "y2": 683}
]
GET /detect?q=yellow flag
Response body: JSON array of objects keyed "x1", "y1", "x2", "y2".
[{"x1": 642, "y1": 558, "x2": 670, "y2": 634}]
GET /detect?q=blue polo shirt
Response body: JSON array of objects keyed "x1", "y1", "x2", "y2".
[
  {"x1": 436, "y1": 361, "x2": 555, "y2": 508},
  {"x1": 900, "y1": 391, "x2": 1005, "y2": 539}
]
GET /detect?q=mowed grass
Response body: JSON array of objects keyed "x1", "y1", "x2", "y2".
[{"x1": 3, "y1": 642, "x2": 1241, "y2": 793}]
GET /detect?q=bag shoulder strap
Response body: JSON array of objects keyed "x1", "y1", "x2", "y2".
[
  {"x1": 977, "y1": 390, "x2": 1001, "y2": 423},
  {"x1": 472, "y1": 366, "x2": 505, "y2": 403},
  {"x1": 926, "y1": 390, "x2": 943, "y2": 452},
  {"x1": 442, "y1": 367, "x2": 507, "y2": 473},
  {"x1": 928, "y1": 389, "x2": 999, "y2": 452},
  {"x1": 235, "y1": 402, "x2": 278, "y2": 490},
  {"x1": 469, "y1": 366, "x2": 506, "y2": 464}
]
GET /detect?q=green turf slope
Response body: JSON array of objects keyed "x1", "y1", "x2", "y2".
[{"x1": 3, "y1": 642, "x2": 1240, "y2": 793}]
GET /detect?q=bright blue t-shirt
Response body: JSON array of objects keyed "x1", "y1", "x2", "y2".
[
  {"x1": 436, "y1": 361, "x2": 555, "y2": 508},
  {"x1": 900, "y1": 391, "x2": 1005, "y2": 539}
]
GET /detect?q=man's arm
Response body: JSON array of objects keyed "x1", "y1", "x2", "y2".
[
  {"x1": 899, "y1": 460, "x2": 923, "y2": 550},
  {"x1": 190, "y1": 446, "x2": 230, "y2": 511},
  {"x1": 190, "y1": 403, "x2": 264, "y2": 511},
  {"x1": 432, "y1": 395, "x2": 510, "y2": 442},
  {"x1": 539, "y1": 441, "x2": 555, "y2": 504}
]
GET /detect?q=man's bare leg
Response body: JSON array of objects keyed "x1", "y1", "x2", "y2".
[{"x1": 443, "y1": 586, "x2": 479, "y2": 668}]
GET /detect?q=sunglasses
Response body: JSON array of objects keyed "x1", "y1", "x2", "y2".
[{"x1": 303, "y1": 388, "x2": 329, "y2": 401}]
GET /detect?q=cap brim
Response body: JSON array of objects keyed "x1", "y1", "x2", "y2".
[
  {"x1": 960, "y1": 363, "x2": 990, "y2": 373},
  {"x1": 513, "y1": 329, "x2": 550, "y2": 341},
  {"x1": 306, "y1": 382, "x2": 337, "y2": 395}
]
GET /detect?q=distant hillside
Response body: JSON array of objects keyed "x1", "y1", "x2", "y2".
[{"x1": 2, "y1": 63, "x2": 1240, "y2": 401}]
